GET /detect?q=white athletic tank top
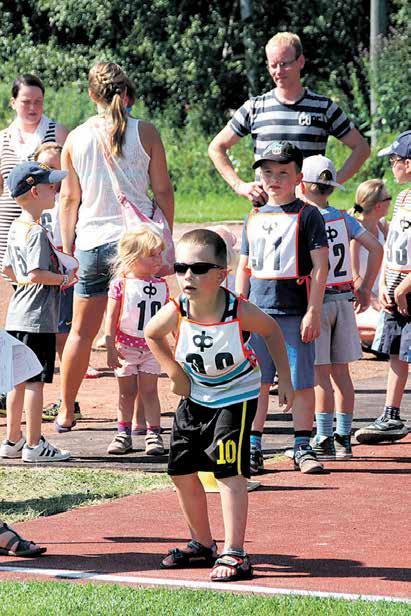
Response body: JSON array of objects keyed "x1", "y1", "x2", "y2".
[
  {"x1": 385, "y1": 192, "x2": 411, "y2": 274},
  {"x1": 173, "y1": 289, "x2": 261, "y2": 408},
  {"x1": 358, "y1": 223, "x2": 385, "y2": 295},
  {"x1": 323, "y1": 211, "x2": 353, "y2": 286},
  {"x1": 117, "y1": 277, "x2": 168, "y2": 344},
  {"x1": 71, "y1": 117, "x2": 153, "y2": 250}
]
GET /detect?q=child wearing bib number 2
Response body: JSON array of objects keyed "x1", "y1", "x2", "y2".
[
  {"x1": 105, "y1": 226, "x2": 169, "y2": 456},
  {"x1": 237, "y1": 141, "x2": 329, "y2": 475},
  {"x1": 145, "y1": 229, "x2": 293, "y2": 582},
  {"x1": 300, "y1": 155, "x2": 383, "y2": 459}
]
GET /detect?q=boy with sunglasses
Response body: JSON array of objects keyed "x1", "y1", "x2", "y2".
[
  {"x1": 145, "y1": 228, "x2": 293, "y2": 582},
  {"x1": 236, "y1": 141, "x2": 329, "y2": 475},
  {"x1": 356, "y1": 130, "x2": 411, "y2": 444}
]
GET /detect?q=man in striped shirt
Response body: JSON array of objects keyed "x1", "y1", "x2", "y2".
[
  {"x1": 356, "y1": 130, "x2": 411, "y2": 444},
  {"x1": 209, "y1": 32, "x2": 370, "y2": 207}
]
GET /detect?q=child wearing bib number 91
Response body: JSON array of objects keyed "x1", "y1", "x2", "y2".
[
  {"x1": 105, "y1": 226, "x2": 169, "y2": 456},
  {"x1": 236, "y1": 141, "x2": 329, "y2": 475},
  {"x1": 300, "y1": 155, "x2": 383, "y2": 459},
  {"x1": 145, "y1": 229, "x2": 293, "y2": 582}
]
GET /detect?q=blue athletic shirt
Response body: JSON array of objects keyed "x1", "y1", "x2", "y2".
[{"x1": 240, "y1": 199, "x2": 328, "y2": 315}]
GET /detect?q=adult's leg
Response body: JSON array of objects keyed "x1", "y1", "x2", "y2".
[
  {"x1": 58, "y1": 294, "x2": 107, "y2": 426},
  {"x1": 6, "y1": 383, "x2": 25, "y2": 443}
]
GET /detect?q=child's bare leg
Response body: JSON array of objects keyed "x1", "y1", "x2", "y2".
[
  {"x1": 24, "y1": 382, "x2": 44, "y2": 446},
  {"x1": 133, "y1": 388, "x2": 146, "y2": 429},
  {"x1": 293, "y1": 388, "x2": 315, "y2": 431},
  {"x1": 211, "y1": 475, "x2": 248, "y2": 580},
  {"x1": 331, "y1": 364, "x2": 354, "y2": 413},
  {"x1": 138, "y1": 373, "x2": 161, "y2": 429},
  {"x1": 6, "y1": 383, "x2": 25, "y2": 442},
  {"x1": 386, "y1": 356, "x2": 408, "y2": 408},
  {"x1": 118, "y1": 375, "x2": 138, "y2": 425},
  {"x1": 314, "y1": 364, "x2": 334, "y2": 411},
  {"x1": 56, "y1": 333, "x2": 69, "y2": 364},
  {"x1": 161, "y1": 473, "x2": 213, "y2": 567},
  {"x1": 250, "y1": 383, "x2": 270, "y2": 432}
]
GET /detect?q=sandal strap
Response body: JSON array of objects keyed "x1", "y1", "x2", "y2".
[
  {"x1": 0, "y1": 523, "x2": 24, "y2": 551},
  {"x1": 214, "y1": 552, "x2": 249, "y2": 569}
]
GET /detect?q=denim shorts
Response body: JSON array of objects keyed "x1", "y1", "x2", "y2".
[
  {"x1": 372, "y1": 310, "x2": 411, "y2": 362},
  {"x1": 74, "y1": 242, "x2": 117, "y2": 298},
  {"x1": 250, "y1": 314, "x2": 315, "y2": 390}
]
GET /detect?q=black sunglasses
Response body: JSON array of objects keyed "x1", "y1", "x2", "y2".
[{"x1": 174, "y1": 262, "x2": 224, "y2": 275}]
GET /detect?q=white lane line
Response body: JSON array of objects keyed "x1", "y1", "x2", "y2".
[{"x1": 0, "y1": 565, "x2": 409, "y2": 604}]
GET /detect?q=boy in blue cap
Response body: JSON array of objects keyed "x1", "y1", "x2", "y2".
[
  {"x1": 0, "y1": 161, "x2": 75, "y2": 462},
  {"x1": 356, "y1": 131, "x2": 411, "y2": 443}
]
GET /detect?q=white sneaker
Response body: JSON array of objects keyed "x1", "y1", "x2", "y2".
[
  {"x1": 22, "y1": 436, "x2": 71, "y2": 463},
  {"x1": 0, "y1": 436, "x2": 26, "y2": 458}
]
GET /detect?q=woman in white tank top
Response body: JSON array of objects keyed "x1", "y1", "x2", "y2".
[
  {"x1": 351, "y1": 179, "x2": 391, "y2": 347},
  {"x1": 57, "y1": 62, "x2": 174, "y2": 429}
]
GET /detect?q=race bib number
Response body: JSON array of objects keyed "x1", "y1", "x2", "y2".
[
  {"x1": 325, "y1": 217, "x2": 352, "y2": 285},
  {"x1": 385, "y1": 206, "x2": 411, "y2": 273},
  {"x1": 247, "y1": 212, "x2": 299, "y2": 279}
]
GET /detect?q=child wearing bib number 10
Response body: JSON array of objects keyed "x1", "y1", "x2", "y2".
[
  {"x1": 236, "y1": 141, "x2": 329, "y2": 475},
  {"x1": 105, "y1": 226, "x2": 169, "y2": 456},
  {"x1": 300, "y1": 155, "x2": 383, "y2": 459}
]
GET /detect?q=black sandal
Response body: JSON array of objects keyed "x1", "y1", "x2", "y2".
[
  {"x1": 210, "y1": 552, "x2": 253, "y2": 582},
  {"x1": 160, "y1": 539, "x2": 217, "y2": 569},
  {"x1": 0, "y1": 523, "x2": 47, "y2": 557}
]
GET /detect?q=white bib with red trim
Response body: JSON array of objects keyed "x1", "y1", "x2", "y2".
[
  {"x1": 324, "y1": 214, "x2": 353, "y2": 286},
  {"x1": 385, "y1": 198, "x2": 411, "y2": 274},
  {"x1": 247, "y1": 211, "x2": 299, "y2": 279},
  {"x1": 119, "y1": 278, "x2": 168, "y2": 338}
]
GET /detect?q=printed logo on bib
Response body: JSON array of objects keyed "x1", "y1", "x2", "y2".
[
  {"x1": 324, "y1": 217, "x2": 352, "y2": 286},
  {"x1": 247, "y1": 212, "x2": 299, "y2": 279},
  {"x1": 143, "y1": 281, "x2": 158, "y2": 297}
]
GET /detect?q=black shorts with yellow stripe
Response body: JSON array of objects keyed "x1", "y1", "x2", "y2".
[{"x1": 168, "y1": 397, "x2": 257, "y2": 479}]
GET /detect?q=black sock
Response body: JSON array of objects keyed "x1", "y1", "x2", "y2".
[{"x1": 383, "y1": 405, "x2": 400, "y2": 420}]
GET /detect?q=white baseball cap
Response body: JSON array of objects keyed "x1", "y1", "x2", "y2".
[{"x1": 302, "y1": 155, "x2": 345, "y2": 191}]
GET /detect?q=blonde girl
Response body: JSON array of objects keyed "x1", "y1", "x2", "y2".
[
  {"x1": 351, "y1": 179, "x2": 391, "y2": 345},
  {"x1": 105, "y1": 225, "x2": 169, "y2": 456}
]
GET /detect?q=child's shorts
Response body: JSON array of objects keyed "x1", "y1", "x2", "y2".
[
  {"x1": 58, "y1": 285, "x2": 74, "y2": 334},
  {"x1": 6, "y1": 331, "x2": 56, "y2": 383},
  {"x1": 315, "y1": 299, "x2": 362, "y2": 365},
  {"x1": 250, "y1": 315, "x2": 314, "y2": 390},
  {"x1": 372, "y1": 310, "x2": 411, "y2": 362},
  {"x1": 168, "y1": 397, "x2": 257, "y2": 479},
  {"x1": 114, "y1": 343, "x2": 161, "y2": 377}
]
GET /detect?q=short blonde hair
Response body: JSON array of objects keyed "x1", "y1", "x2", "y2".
[
  {"x1": 33, "y1": 142, "x2": 62, "y2": 162},
  {"x1": 112, "y1": 225, "x2": 164, "y2": 277},
  {"x1": 265, "y1": 32, "x2": 302, "y2": 57},
  {"x1": 351, "y1": 179, "x2": 386, "y2": 216}
]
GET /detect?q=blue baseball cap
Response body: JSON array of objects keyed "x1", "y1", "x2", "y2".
[
  {"x1": 7, "y1": 161, "x2": 67, "y2": 199},
  {"x1": 377, "y1": 130, "x2": 411, "y2": 159}
]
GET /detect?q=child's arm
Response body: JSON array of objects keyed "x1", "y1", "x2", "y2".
[
  {"x1": 1, "y1": 265, "x2": 16, "y2": 283},
  {"x1": 352, "y1": 231, "x2": 383, "y2": 313},
  {"x1": 27, "y1": 268, "x2": 75, "y2": 286},
  {"x1": 394, "y1": 273, "x2": 411, "y2": 317},
  {"x1": 60, "y1": 135, "x2": 82, "y2": 255},
  {"x1": 105, "y1": 297, "x2": 123, "y2": 369},
  {"x1": 145, "y1": 302, "x2": 191, "y2": 398},
  {"x1": 300, "y1": 246, "x2": 329, "y2": 343},
  {"x1": 235, "y1": 254, "x2": 251, "y2": 297},
  {"x1": 239, "y1": 300, "x2": 294, "y2": 412}
]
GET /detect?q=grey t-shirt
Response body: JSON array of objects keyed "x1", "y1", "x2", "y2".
[{"x1": 3, "y1": 220, "x2": 60, "y2": 333}]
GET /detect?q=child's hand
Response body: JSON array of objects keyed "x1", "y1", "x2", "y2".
[
  {"x1": 379, "y1": 284, "x2": 395, "y2": 313},
  {"x1": 300, "y1": 308, "x2": 321, "y2": 343},
  {"x1": 170, "y1": 371, "x2": 191, "y2": 399},
  {"x1": 394, "y1": 284, "x2": 409, "y2": 316},
  {"x1": 66, "y1": 269, "x2": 77, "y2": 286},
  {"x1": 277, "y1": 379, "x2": 294, "y2": 413},
  {"x1": 354, "y1": 285, "x2": 371, "y2": 313},
  {"x1": 107, "y1": 344, "x2": 124, "y2": 369}
]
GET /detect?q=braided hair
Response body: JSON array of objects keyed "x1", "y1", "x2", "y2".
[{"x1": 88, "y1": 62, "x2": 135, "y2": 157}]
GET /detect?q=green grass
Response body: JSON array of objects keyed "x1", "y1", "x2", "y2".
[
  {"x1": 0, "y1": 582, "x2": 407, "y2": 615},
  {"x1": 0, "y1": 468, "x2": 170, "y2": 524},
  {"x1": 175, "y1": 191, "x2": 250, "y2": 223}
]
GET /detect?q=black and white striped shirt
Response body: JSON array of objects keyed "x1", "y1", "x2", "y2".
[
  {"x1": 0, "y1": 121, "x2": 57, "y2": 272},
  {"x1": 228, "y1": 88, "x2": 354, "y2": 160},
  {"x1": 385, "y1": 188, "x2": 411, "y2": 304}
]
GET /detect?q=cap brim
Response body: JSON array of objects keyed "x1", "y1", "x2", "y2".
[
  {"x1": 377, "y1": 145, "x2": 393, "y2": 157},
  {"x1": 329, "y1": 180, "x2": 345, "y2": 191},
  {"x1": 253, "y1": 156, "x2": 291, "y2": 169},
  {"x1": 48, "y1": 170, "x2": 68, "y2": 183}
]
